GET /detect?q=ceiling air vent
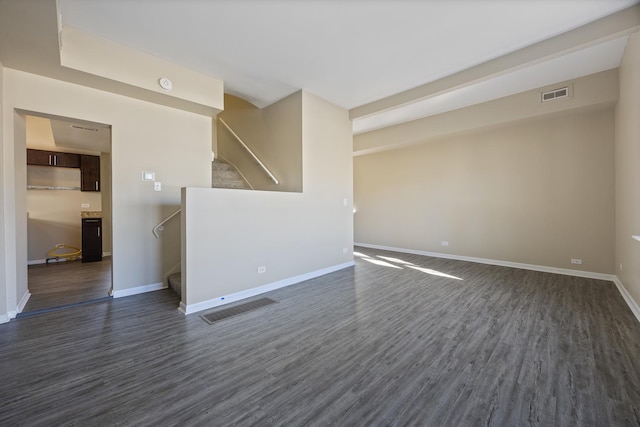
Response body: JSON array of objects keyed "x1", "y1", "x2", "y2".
[{"x1": 541, "y1": 86, "x2": 569, "y2": 103}]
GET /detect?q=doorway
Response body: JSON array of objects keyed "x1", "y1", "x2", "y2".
[{"x1": 18, "y1": 112, "x2": 113, "y2": 316}]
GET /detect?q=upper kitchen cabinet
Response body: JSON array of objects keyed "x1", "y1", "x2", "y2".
[
  {"x1": 80, "y1": 155, "x2": 101, "y2": 192},
  {"x1": 27, "y1": 149, "x2": 80, "y2": 168}
]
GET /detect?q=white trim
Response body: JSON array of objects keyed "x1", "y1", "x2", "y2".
[
  {"x1": 17, "y1": 291, "x2": 31, "y2": 313},
  {"x1": 180, "y1": 261, "x2": 355, "y2": 315},
  {"x1": 354, "y1": 243, "x2": 615, "y2": 281},
  {"x1": 112, "y1": 282, "x2": 166, "y2": 298},
  {"x1": 0, "y1": 314, "x2": 9, "y2": 324},
  {"x1": 28, "y1": 253, "x2": 111, "y2": 265},
  {"x1": 8, "y1": 310, "x2": 17, "y2": 319},
  {"x1": 28, "y1": 258, "x2": 72, "y2": 265},
  {"x1": 612, "y1": 277, "x2": 640, "y2": 324}
]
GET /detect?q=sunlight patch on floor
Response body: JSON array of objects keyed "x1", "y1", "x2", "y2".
[
  {"x1": 377, "y1": 255, "x2": 415, "y2": 265},
  {"x1": 362, "y1": 258, "x2": 403, "y2": 269},
  {"x1": 354, "y1": 251, "x2": 371, "y2": 258},
  {"x1": 355, "y1": 250, "x2": 462, "y2": 279}
]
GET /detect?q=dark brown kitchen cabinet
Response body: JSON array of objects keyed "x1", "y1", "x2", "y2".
[
  {"x1": 82, "y1": 218, "x2": 102, "y2": 263},
  {"x1": 26, "y1": 149, "x2": 80, "y2": 168},
  {"x1": 80, "y1": 155, "x2": 100, "y2": 192}
]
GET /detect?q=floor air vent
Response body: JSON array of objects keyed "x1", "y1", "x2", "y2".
[
  {"x1": 200, "y1": 297, "x2": 277, "y2": 324},
  {"x1": 541, "y1": 86, "x2": 569, "y2": 102}
]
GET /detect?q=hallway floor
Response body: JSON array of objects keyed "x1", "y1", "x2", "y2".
[{"x1": 23, "y1": 258, "x2": 111, "y2": 313}]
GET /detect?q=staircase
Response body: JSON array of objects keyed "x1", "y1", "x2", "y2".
[
  {"x1": 168, "y1": 272, "x2": 181, "y2": 297},
  {"x1": 212, "y1": 159, "x2": 251, "y2": 190},
  {"x1": 165, "y1": 159, "x2": 249, "y2": 298}
]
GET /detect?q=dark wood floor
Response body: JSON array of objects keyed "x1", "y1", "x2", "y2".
[
  {"x1": 2, "y1": 247, "x2": 640, "y2": 426},
  {"x1": 24, "y1": 258, "x2": 112, "y2": 312}
]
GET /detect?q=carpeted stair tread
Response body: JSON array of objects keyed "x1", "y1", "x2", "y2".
[
  {"x1": 211, "y1": 159, "x2": 251, "y2": 190},
  {"x1": 168, "y1": 272, "x2": 181, "y2": 297}
]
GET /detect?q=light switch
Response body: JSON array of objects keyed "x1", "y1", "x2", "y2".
[
  {"x1": 154, "y1": 182, "x2": 162, "y2": 191},
  {"x1": 81, "y1": 203, "x2": 90, "y2": 208},
  {"x1": 142, "y1": 171, "x2": 155, "y2": 181}
]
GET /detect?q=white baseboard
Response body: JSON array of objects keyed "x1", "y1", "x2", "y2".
[
  {"x1": 28, "y1": 258, "x2": 71, "y2": 265},
  {"x1": 28, "y1": 253, "x2": 111, "y2": 265},
  {"x1": 355, "y1": 243, "x2": 615, "y2": 281},
  {"x1": 612, "y1": 277, "x2": 640, "y2": 324},
  {"x1": 17, "y1": 291, "x2": 31, "y2": 313},
  {"x1": 112, "y1": 282, "x2": 166, "y2": 298},
  {"x1": 180, "y1": 261, "x2": 355, "y2": 315},
  {"x1": 0, "y1": 314, "x2": 9, "y2": 324}
]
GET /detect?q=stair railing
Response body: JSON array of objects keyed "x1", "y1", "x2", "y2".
[
  {"x1": 218, "y1": 118, "x2": 279, "y2": 185},
  {"x1": 153, "y1": 209, "x2": 181, "y2": 238}
]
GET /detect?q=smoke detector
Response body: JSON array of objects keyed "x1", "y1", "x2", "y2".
[{"x1": 158, "y1": 77, "x2": 173, "y2": 91}]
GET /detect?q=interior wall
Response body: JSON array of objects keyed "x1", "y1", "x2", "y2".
[
  {"x1": 0, "y1": 61, "x2": 6, "y2": 322},
  {"x1": 354, "y1": 107, "x2": 615, "y2": 274},
  {"x1": 262, "y1": 91, "x2": 303, "y2": 192},
  {"x1": 218, "y1": 92, "x2": 303, "y2": 192},
  {"x1": 182, "y1": 91, "x2": 353, "y2": 311},
  {"x1": 615, "y1": 31, "x2": 640, "y2": 309},
  {"x1": 13, "y1": 112, "x2": 27, "y2": 312},
  {"x1": 1, "y1": 68, "x2": 212, "y2": 316}
]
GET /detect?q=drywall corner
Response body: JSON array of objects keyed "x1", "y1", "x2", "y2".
[
  {"x1": 615, "y1": 31, "x2": 640, "y2": 313},
  {"x1": 0, "y1": 60, "x2": 7, "y2": 321}
]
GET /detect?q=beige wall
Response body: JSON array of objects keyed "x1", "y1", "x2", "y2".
[
  {"x1": 355, "y1": 107, "x2": 615, "y2": 274},
  {"x1": 182, "y1": 92, "x2": 353, "y2": 311},
  {"x1": 1, "y1": 68, "x2": 212, "y2": 317},
  {"x1": 615, "y1": 32, "x2": 640, "y2": 308},
  {"x1": 262, "y1": 92, "x2": 303, "y2": 192},
  {"x1": 0, "y1": 60, "x2": 6, "y2": 322},
  {"x1": 218, "y1": 92, "x2": 303, "y2": 192}
]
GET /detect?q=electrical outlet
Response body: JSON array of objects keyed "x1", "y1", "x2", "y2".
[
  {"x1": 441, "y1": 241, "x2": 449, "y2": 247},
  {"x1": 81, "y1": 203, "x2": 90, "y2": 208},
  {"x1": 154, "y1": 182, "x2": 162, "y2": 191},
  {"x1": 571, "y1": 258, "x2": 583, "y2": 265},
  {"x1": 257, "y1": 266, "x2": 266, "y2": 274}
]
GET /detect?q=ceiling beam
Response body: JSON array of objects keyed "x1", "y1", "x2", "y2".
[{"x1": 349, "y1": 4, "x2": 640, "y2": 120}]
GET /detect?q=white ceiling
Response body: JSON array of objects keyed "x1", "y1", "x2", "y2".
[{"x1": 57, "y1": 0, "x2": 639, "y2": 133}]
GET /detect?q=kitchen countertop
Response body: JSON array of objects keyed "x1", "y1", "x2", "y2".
[{"x1": 81, "y1": 211, "x2": 102, "y2": 219}]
